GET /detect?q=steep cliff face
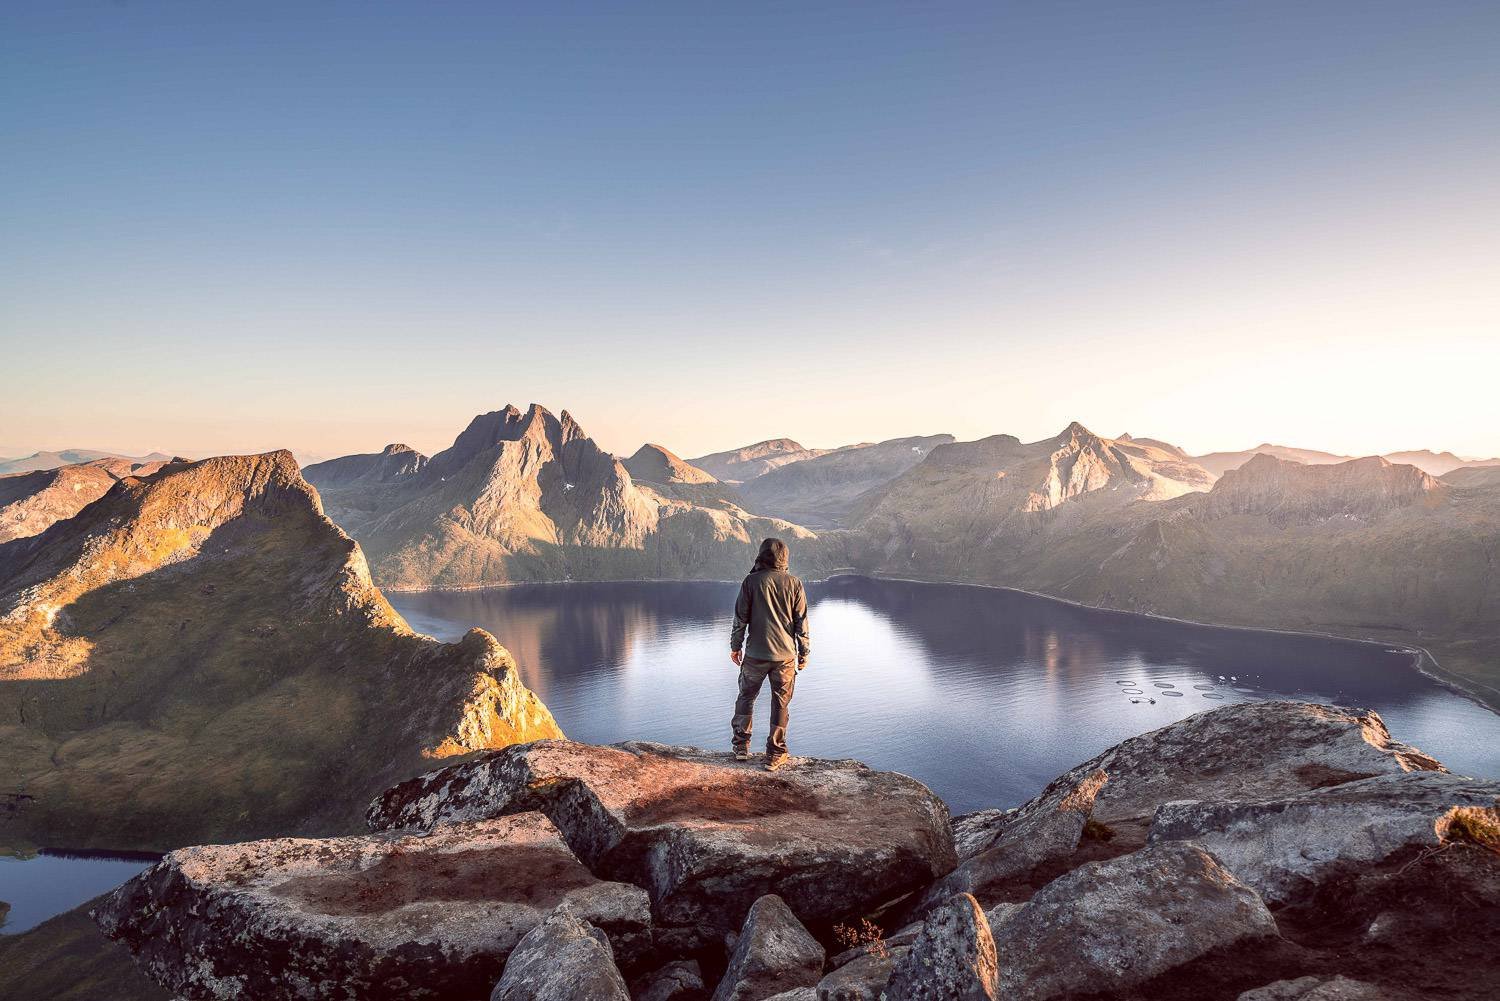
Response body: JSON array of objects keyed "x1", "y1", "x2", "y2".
[
  {"x1": 0, "y1": 451, "x2": 559, "y2": 851},
  {"x1": 308, "y1": 405, "x2": 815, "y2": 589}
]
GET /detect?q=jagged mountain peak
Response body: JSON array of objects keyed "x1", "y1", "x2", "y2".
[{"x1": 1057, "y1": 420, "x2": 1096, "y2": 439}]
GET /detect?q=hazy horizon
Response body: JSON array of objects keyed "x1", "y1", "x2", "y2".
[
  {"x1": 6, "y1": 2, "x2": 1499, "y2": 460},
  {"x1": 3, "y1": 403, "x2": 1496, "y2": 470}
]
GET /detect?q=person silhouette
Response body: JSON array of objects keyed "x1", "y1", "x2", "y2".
[{"x1": 729, "y1": 537, "x2": 810, "y2": 771}]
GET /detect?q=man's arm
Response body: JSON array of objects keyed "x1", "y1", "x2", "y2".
[
  {"x1": 730, "y1": 578, "x2": 751, "y2": 664},
  {"x1": 793, "y1": 579, "x2": 810, "y2": 667}
]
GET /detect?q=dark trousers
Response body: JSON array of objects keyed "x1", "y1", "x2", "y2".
[{"x1": 732, "y1": 656, "x2": 798, "y2": 757}]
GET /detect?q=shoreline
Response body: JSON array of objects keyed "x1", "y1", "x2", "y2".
[{"x1": 384, "y1": 570, "x2": 1500, "y2": 718}]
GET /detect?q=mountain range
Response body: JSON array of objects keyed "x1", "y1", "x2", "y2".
[
  {"x1": 1188, "y1": 442, "x2": 1499, "y2": 478},
  {"x1": 4, "y1": 407, "x2": 1498, "y2": 834},
  {"x1": 294, "y1": 406, "x2": 1500, "y2": 708}
]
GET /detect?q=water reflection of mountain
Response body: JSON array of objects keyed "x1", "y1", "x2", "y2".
[
  {"x1": 814, "y1": 577, "x2": 1430, "y2": 708},
  {"x1": 392, "y1": 577, "x2": 1500, "y2": 809},
  {"x1": 396, "y1": 582, "x2": 737, "y2": 699}
]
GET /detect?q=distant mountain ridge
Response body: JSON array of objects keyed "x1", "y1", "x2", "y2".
[
  {"x1": 1190, "y1": 443, "x2": 1500, "y2": 478},
  {"x1": 0, "y1": 449, "x2": 177, "y2": 476},
  {"x1": 687, "y1": 438, "x2": 834, "y2": 482},
  {"x1": 737, "y1": 434, "x2": 956, "y2": 528},
  {"x1": 0, "y1": 456, "x2": 180, "y2": 544},
  {"x1": 847, "y1": 422, "x2": 1217, "y2": 576}
]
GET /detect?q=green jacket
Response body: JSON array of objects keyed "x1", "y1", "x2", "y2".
[{"x1": 730, "y1": 539, "x2": 810, "y2": 664}]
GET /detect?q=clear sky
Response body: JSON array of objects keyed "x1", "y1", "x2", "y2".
[{"x1": 4, "y1": 1, "x2": 1498, "y2": 463}]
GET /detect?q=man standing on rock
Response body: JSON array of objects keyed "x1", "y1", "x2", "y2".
[{"x1": 730, "y1": 537, "x2": 810, "y2": 772}]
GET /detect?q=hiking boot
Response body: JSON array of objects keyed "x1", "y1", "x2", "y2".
[
  {"x1": 733, "y1": 746, "x2": 750, "y2": 762},
  {"x1": 764, "y1": 754, "x2": 789, "y2": 772}
]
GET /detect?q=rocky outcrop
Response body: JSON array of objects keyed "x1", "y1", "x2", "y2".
[
  {"x1": 90, "y1": 702, "x2": 1499, "y2": 1001},
  {"x1": 917, "y1": 768, "x2": 1106, "y2": 909},
  {"x1": 489, "y1": 908, "x2": 632, "y2": 1001},
  {"x1": 988, "y1": 842, "x2": 1278, "y2": 1000},
  {"x1": 368, "y1": 740, "x2": 956, "y2": 946},
  {"x1": 0, "y1": 450, "x2": 560, "y2": 851},
  {"x1": 882, "y1": 892, "x2": 997, "y2": 1001},
  {"x1": 711, "y1": 895, "x2": 824, "y2": 1001},
  {"x1": 1147, "y1": 771, "x2": 1500, "y2": 904},
  {"x1": 93, "y1": 812, "x2": 650, "y2": 1000},
  {"x1": 1039, "y1": 702, "x2": 1443, "y2": 831}
]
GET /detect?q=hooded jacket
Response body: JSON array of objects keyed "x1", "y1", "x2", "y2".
[{"x1": 730, "y1": 538, "x2": 810, "y2": 664}]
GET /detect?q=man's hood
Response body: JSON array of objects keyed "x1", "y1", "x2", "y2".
[{"x1": 752, "y1": 537, "x2": 789, "y2": 572}]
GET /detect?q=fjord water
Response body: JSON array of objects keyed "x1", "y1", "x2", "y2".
[
  {"x1": 394, "y1": 576, "x2": 1500, "y2": 814},
  {"x1": 0, "y1": 851, "x2": 155, "y2": 935}
]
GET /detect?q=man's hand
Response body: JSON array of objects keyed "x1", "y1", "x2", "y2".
[
  {"x1": 797, "y1": 659, "x2": 807, "y2": 673},
  {"x1": 730, "y1": 650, "x2": 743, "y2": 667}
]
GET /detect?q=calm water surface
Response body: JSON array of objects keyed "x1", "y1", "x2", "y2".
[
  {"x1": 392, "y1": 576, "x2": 1500, "y2": 814},
  {"x1": 7, "y1": 576, "x2": 1497, "y2": 935},
  {"x1": 0, "y1": 851, "x2": 156, "y2": 936}
]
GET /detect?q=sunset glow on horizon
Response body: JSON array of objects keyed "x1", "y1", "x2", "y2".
[{"x1": 4, "y1": 2, "x2": 1498, "y2": 462}]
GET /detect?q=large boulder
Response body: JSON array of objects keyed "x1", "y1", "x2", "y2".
[
  {"x1": 882, "y1": 893, "x2": 998, "y2": 1001},
  {"x1": 712, "y1": 894, "x2": 824, "y2": 1001},
  {"x1": 916, "y1": 769, "x2": 1107, "y2": 909},
  {"x1": 1046, "y1": 703, "x2": 1443, "y2": 830},
  {"x1": 1148, "y1": 772, "x2": 1500, "y2": 904},
  {"x1": 93, "y1": 812, "x2": 651, "y2": 1000},
  {"x1": 368, "y1": 740, "x2": 956, "y2": 944},
  {"x1": 988, "y1": 842, "x2": 1278, "y2": 1001},
  {"x1": 490, "y1": 908, "x2": 630, "y2": 1001}
]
